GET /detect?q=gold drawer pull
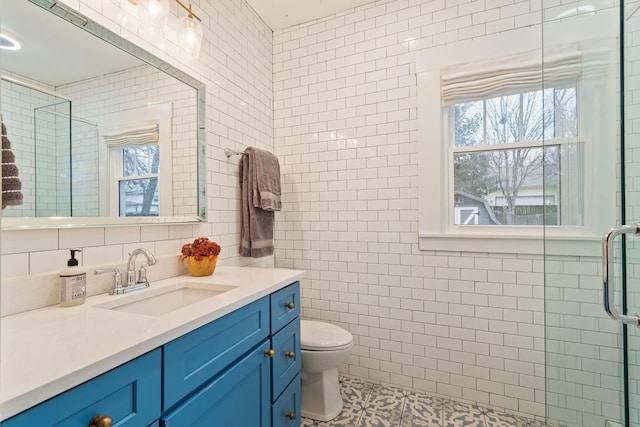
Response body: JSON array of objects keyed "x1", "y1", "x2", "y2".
[
  {"x1": 89, "y1": 415, "x2": 112, "y2": 427},
  {"x1": 285, "y1": 411, "x2": 296, "y2": 420},
  {"x1": 284, "y1": 302, "x2": 295, "y2": 309},
  {"x1": 264, "y1": 349, "x2": 275, "y2": 357},
  {"x1": 285, "y1": 351, "x2": 295, "y2": 359}
]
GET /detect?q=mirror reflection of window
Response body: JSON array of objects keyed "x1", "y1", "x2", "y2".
[
  {"x1": 117, "y1": 145, "x2": 160, "y2": 217},
  {"x1": 100, "y1": 104, "x2": 173, "y2": 218}
]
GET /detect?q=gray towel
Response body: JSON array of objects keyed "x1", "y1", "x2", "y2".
[
  {"x1": 1, "y1": 119, "x2": 23, "y2": 210},
  {"x1": 239, "y1": 147, "x2": 281, "y2": 258},
  {"x1": 246, "y1": 146, "x2": 281, "y2": 211}
]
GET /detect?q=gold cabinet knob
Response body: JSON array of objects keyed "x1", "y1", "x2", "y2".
[
  {"x1": 285, "y1": 351, "x2": 295, "y2": 359},
  {"x1": 264, "y1": 349, "x2": 275, "y2": 357},
  {"x1": 285, "y1": 411, "x2": 296, "y2": 420},
  {"x1": 284, "y1": 302, "x2": 295, "y2": 309},
  {"x1": 89, "y1": 415, "x2": 112, "y2": 427}
]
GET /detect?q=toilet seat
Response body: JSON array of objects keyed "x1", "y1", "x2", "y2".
[{"x1": 301, "y1": 320, "x2": 353, "y2": 351}]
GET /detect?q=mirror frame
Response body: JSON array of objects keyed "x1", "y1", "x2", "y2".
[{"x1": 1, "y1": 0, "x2": 207, "y2": 230}]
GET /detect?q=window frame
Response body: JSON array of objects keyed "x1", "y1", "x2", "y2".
[
  {"x1": 416, "y1": 21, "x2": 617, "y2": 256},
  {"x1": 98, "y1": 103, "x2": 173, "y2": 218}
]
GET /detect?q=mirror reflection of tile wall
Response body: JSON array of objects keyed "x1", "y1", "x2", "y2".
[{"x1": 1, "y1": 66, "x2": 197, "y2": 218}]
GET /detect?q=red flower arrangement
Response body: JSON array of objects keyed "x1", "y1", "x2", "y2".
[{"x1": 180, "y1": 237, "x2": 221, "y2": 262}]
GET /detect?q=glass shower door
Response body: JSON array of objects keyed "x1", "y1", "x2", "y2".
[
  {"x1": 544, "y1": 1, "x2": 640, "y2": 426},
  {"x1": 602, "y1": 226, "x2": 640, "y2": 427}
]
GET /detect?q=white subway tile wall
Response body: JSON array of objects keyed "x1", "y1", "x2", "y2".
[{"x1": 273, "y1": 0, "x2": 620, "y2": 425}]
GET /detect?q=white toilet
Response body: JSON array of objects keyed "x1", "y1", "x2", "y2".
[{"x1": 300, "y1": 319, "x2": 354, "y2": 421}]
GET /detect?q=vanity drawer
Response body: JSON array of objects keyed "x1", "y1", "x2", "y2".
[
  {"x1": 271, "y1": 317, "x2": 301, "y2": 401},
  {"x1": 270, "y1": 281, "x2": 300, "y2": 333},
  {"x1": 2, "y1": 349, "x2": 161, "y2": 427},
  {"x1": 163, "y1": 296, "x2": 270, "y2": 410},
  {"x1": 160, "y1": 340, "x2": 271, "y2": 427},
  {"x1": 272, "y1": 373, "x2": 301, "y2": 427}
]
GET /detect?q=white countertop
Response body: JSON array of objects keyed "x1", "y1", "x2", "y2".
[{"x1": 0, "y1": 266, "x2": 304, "y2": 421}]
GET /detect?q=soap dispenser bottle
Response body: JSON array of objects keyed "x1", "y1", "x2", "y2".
[{"x1": 60, "y1": 249, "x2": 86, "y2": 307}]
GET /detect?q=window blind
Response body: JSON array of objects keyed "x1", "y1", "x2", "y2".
[
  {"x1": 102, "y1": 120, "x2": 159, "y2": 147},
  {"x1": 440, "y1": 47, "x2": 608, "y2": 106}
]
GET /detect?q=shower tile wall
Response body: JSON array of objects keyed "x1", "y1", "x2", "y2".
[{"x1": 272, "y1": 0, "x2": 618, "y2": 424}]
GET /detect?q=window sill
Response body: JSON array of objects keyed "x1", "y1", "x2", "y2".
[{"x1": 418, "y1": 230, "x2": 603, "y2": 257}]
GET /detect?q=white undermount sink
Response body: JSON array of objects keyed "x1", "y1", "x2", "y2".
[{"x1": 94, "y1": 282, "x2": 237, "y2": 316}]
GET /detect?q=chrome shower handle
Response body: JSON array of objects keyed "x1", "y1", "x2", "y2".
[{"x1": 603, "y1": 224, "x2": 640, "y2": 326}]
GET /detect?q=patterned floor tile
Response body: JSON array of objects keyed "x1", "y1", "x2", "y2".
[
  {"x1": 484, "y1": 409, "x2": 528, "y2": 427},
  {"x1": 443, "y1": 409, "x2": 486, "y2": 427},
  {"x1": 301, "y1": 417, "x2": 319, "y2": 426},
  {"x1": 357, "y1": 408, "x2": 403, "y2": 427},
  {"x1": 364, "y1": 384, "x2": 406, "y2": 413},
  {"x1": 400, "y1": 411, "x2": 442, "y2": 426},
  {"x1": 301, "y1": 376, "x2": 555, "y2": 427},
  {"x1": 341, "y1": 377, "x2": 374, "y2": 408},
  {"x1": 400, "y1": 416, "x2": 442, "y2": 427},
  {"x1": 442, "y1": 399, "x2": 486, "y2": 416},
  {"x1": 314, "y1": 403, "x2": 363, "y2": 427},
  {"x1": 403, "y1": 391, "x2": 442, "y2": 425}
]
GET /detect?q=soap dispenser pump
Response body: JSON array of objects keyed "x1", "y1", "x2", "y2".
[{"x1": 60, "y1": 249, "x2": 86, "y2": 307}]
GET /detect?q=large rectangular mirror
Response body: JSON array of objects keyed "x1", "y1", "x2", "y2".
[{"x1": 0, "y1": 0, "x2": 206, "y2": 229}]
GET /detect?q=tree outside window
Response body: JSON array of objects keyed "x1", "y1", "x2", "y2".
[
  {"x1": 118, "y1": 145, "x2": 159, "y2": 217},
  {"x1": 452, "y1": 87, "x2": 580, "y2": 226}
]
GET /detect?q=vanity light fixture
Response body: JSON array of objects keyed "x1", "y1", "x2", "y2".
[
  {"x1": 126, "y1": 0, "x2": 202, "y2": 59},
  {"x1": 176, "y1": 0, "x2": 203, "y2": 59},
  {"x1": 137, "y1": 0, "x2": 170, "y2": 43},
  {"x1": 0, "y1": 31, "x2": 22, "y2": 51}
]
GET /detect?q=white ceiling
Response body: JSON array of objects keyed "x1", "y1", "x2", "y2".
[
  {"x1": 0, "y1": 1, "x2": 141, "y2": 87},
  {"x1": 245, "y1": 0, "x2": 375, "y2": 30}
]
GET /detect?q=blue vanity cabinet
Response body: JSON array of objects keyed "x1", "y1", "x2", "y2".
[
  {"x1": 270, "y1": 281, "x2": 300, "y2": 332},
  {"x1": 1, "y1": 349, "x2": 162, "y2": 427},
  {"x1": 269, "y1": 282, "x2": 302, "y2": 427},
  {"x1": 159, "y1": 341, "x2": 271, "y2": 426},
  {"x1": 161, "y1": 281, "x2": 302, "y2": 426},
  {"x1": 272, "y1": 374, "x2": 301, "y2": 427},
  {"x1": 271, "y1": 317, "x2": 301, "y2": 399},
  {"x1": 162, "y1": 297, "x2": 270, "y2": 410}
]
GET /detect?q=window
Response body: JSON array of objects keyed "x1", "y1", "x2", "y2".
[
  {"x1": 451, "y1": 87, "x2": 581, "y2": 226},
  {"x1": 416, "y1": 26, "x2": 616, "y2": 254},
  {"x1": 112, "y1": 145, "x2": 160, "y2": 217}
]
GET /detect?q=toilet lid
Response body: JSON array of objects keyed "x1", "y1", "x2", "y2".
[{"x1": 301, "y1": 320, "x2": 353, "y2": 350}]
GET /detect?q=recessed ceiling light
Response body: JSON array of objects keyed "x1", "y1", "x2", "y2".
[{"x1": 0, "y1": 31, "x2": 21, "y2": 50}]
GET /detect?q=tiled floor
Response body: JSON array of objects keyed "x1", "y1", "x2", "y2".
[{"x1": 301, "y1": 376, "x2": 548, "y2": 427}]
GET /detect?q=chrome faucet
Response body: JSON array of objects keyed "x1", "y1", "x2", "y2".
[
  {"x1": 94, "y1": 267, "x2": 123, "y2": 295},
  {"x1": 94, "y1": 249, "x2": 157, "y2": 295},
  {"x1": 125, "y1": 248, "x2": 157, "y2": 290}
]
